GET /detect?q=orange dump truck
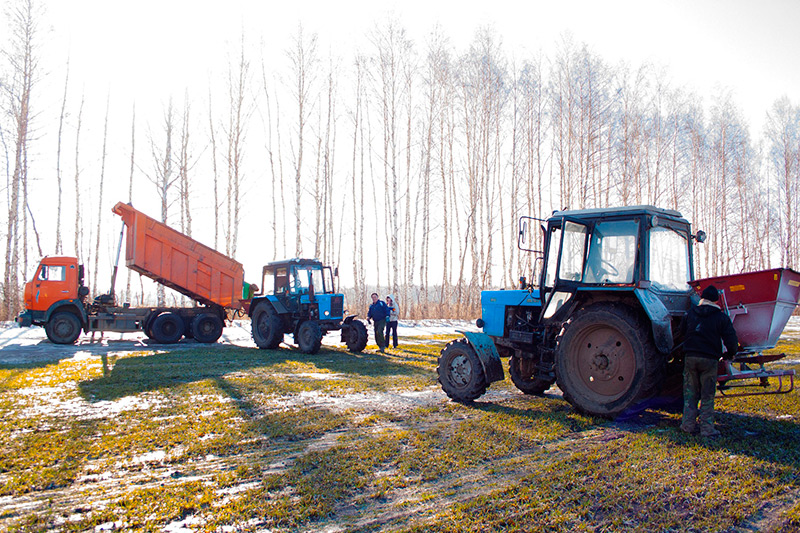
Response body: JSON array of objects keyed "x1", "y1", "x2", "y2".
[{"x1": 16, "y1": 202, "x2": 247, "y2": 344}]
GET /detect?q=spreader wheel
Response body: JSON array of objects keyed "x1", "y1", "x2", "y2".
[
  {"x1": 555, "y1": 304, "x2": 664, "y2": 418},
  {"x1": 437, "y1": 338, "x2": 488, "y2": 403},
  {"x1": 344, "y1": 320, "x2": 368, "y2": 353}
]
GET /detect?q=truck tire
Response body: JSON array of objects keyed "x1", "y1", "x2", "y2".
[
  {"x1": 555, "y1": 303, "x2": 664, "y2": 418},
  {"x1": 151, "y1": 312, "x2": 185, "y2": 344},
  {"x1": 344, "y1": 320, "x2": 368, "y2": 353},
  {"x1": 192, "y1": 313, "x2": 223, "y2": 344},
  {"x1": 252, "y1": 305, "x2": 282, "y2": 349},
  {"x1": 437, "y1": 338, "x2": 487, "y2": 403},
  {"x1": 297, "y1": 320, "x2": 322, "y2": 354},
  {"x1": 45, "y1": 311, "x2": 82, "y2": 344},
  {"x1": 509, "y1": 356, "x2": 552, "y2": 395}
]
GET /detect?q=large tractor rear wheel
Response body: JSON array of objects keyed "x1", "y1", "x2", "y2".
[
  {"x1": 437, "y1": 339, "x2": 488, "y2": 403},
  {"x1": 252, "y1": 305, "x2": 283, "y2": 349},
  {"x1": 509, "y1": 356, "x2": 553, "y2": 396},
  {"x1": 555, "y1": 304, "x2": 664, "y2": 418},
  {"x1": 344, "y1": 320, "x2": 368, "y2": 353},
  {"x1": 297, "y1": 320, "x2": 322, "y2": 354},
  {"x1": 45, "y1": 311, "x2": 82, "y2": 345}
]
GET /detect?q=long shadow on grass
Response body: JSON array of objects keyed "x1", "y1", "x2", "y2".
[{"x1": 77, "y1": 345, "x2": 429, "y2": 402}]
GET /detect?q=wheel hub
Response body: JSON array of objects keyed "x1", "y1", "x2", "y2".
[
  {"x1": 449, "y1": 354, "x2": 473, "y2": 386},
  {"x1": 575, "y1": 327, "x2": 635, "y2": 397}
]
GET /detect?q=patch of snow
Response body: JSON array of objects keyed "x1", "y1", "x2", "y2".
[{"x1": 163, "y1": 514, "x2": 203, "y2": 532}]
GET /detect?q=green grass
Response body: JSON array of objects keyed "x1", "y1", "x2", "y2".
[{"x1": 1, "y1": 336, "x2": 799, "y2": 532}]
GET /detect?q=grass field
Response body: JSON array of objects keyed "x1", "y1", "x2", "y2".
[{"x1": 1, "y1": 335, "x2": 799, "y2": 532}]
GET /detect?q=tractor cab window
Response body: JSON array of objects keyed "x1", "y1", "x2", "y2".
[
  {"x1": 38, "y1": 265, "x2": 66, "y2": 282},
  {"x1": 271, "y1": 268, "x2": 289, "y2": 295},
  {"x1": 559, "y1": 222, "x2": 588, "y2": 282},
  {"x1": 583, "y1": 220, "x2": 639, "y2": 284},
  {"x1": 310, "y1": 267, "x2": 324, "y2": 294},
  {"x1": 290, "y1": 267, "x2": 308, "y2": 293},
  {"x1": 544, "y1": 227, "x2": 561, "y2": 289},
  {"x1": 649, "y1": 226, "x2": 691, "y2": 292}
]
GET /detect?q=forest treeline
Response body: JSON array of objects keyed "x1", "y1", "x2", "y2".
[{"x1": 2, "y1": 0, "x2": 800, "y2": 320}]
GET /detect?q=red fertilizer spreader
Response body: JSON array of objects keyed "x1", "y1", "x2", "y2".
[{"x1": 691, "y1": 268, "x2": 800, "y2": 397}]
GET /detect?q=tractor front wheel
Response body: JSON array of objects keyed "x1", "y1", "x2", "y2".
[
  {"x1": 297, "y1": 321, "x2": 322, "y2": 354},
  {"x1": 509, "y1": 356, "x2": 553, "y2": 396},
  {"x1": 344, "y1": 320, "x2": 368, "y2": 353},
  {"x1": 437, "y1": 339, "x2": 487, "y2": 403},
  {"x1": 555, "y1": 304, "x2": 663, "y2": 418}
]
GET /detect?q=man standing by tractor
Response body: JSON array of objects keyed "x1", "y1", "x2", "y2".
[
  {"x1": 367, "y1": 293, "x2": 390, "y2": 354},
  {"x1": 680, "y1": 285, "x2": 739, "y2": 437}
]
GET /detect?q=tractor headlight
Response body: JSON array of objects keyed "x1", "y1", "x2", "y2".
[{"x1": 324, "y1": 310, "x2": 330, "y2": 316}]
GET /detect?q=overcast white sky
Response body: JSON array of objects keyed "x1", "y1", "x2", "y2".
[
  {"x1": 11, "y1": 0, "x2": 800, "y2": 289},
  {"x1": 44, "y1": 0, "x2": 800, "y2": 135}
]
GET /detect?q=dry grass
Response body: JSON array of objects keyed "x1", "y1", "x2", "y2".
[{"x1": 1, "y1": 337, "x2": 798, "y2": 532}]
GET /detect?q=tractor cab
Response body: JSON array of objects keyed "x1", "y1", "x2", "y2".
[
  {"x1": 522, "y1": 206, "x2": 700, "y2": 335},
  {"x1": 260, "y1": 258, "x2": 343, "y2": 321}
]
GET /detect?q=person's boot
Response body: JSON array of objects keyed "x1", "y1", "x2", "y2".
[
  {"x1": 700, "y1": 426, "x2": 721, "y2": 438},
  {"x1": 680, "y1": 421, "x2": 697, "y2": 434}
]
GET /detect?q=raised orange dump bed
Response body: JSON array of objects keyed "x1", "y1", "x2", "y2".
[{"x1": 112, "y1": 202, "x2": 244, "y2": 309}]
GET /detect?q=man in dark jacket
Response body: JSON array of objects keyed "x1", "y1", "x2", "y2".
[
  {"x1": 367, "y1": 293, "x2": 390, "y2": 354},
  {"x1": 680, "y1": 285, "x2": 739, "y2": 437}
]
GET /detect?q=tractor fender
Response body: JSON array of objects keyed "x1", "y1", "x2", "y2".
[
  {"x1": 249, "y1": 295, "x2": 288, "y2": 316},
  {"x1": 634, "y1": 288, "x2": 674, "y2": 354},
  {"x1": 460, "y1": 330, "x2": 505, "y2": 384},
  {"x1": 45, "y1": 299, "x2": 89, "y2": 329},
  {"x1": 342, "y1": 314, "x2": 358, "y2": 325}
]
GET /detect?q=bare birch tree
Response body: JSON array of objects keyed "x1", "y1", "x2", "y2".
[
  {"x1": 287, "y1": 25, "x2": 318, "y2": 257},
  {"x1": 2, "y1": 0, "x2": 40, "y2": 319}
]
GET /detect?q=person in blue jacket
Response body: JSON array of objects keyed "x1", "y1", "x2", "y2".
[{"x1": 367, "y1": 293, "x2": 390, "y2": 354}]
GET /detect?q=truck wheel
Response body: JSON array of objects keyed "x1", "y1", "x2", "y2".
[
  {"x1": 151, "y1": 312, "x2": 185, "y2": 344},
  {"x1": 252, "y1": 305, "x2": 282, "y2": 349},
  {"x1": 509, "y1": 356, "x2": 552, "y2": 395},
  {"x1": 297, "y1": 321, "x2": 322, "y2": 354},
  {"x1": 45, "y1": 312, "x2": 82, "y2": 344},
  {"x1": 344, "y1": 320, "x2": 368, "y2": 353},
  {"x1": 555, "y1": 304, "x2": 664, "y2": 418},
  {"x1": 192, "y1": 313, "x2": 223, "y2": 343},
  {"x1": 437, "y1": 339, "x2": 487, "y2": 402}
]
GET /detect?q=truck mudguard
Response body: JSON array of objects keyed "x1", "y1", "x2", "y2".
[
  {"x1": 45, "y1": 299, "x2": 89, "y2": 327},
  {"x1": 461, "y1": 330, "x2": 505, "y2": 383},
  {"x1": 634, "y1": 288, "x2": 674, "y2": 353}
]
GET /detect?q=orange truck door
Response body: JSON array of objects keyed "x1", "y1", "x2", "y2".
[{"x1": 26, "y1": 259, "x2": 78, "y2": 312}]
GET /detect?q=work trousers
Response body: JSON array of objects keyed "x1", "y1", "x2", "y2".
[
  {"x1": 682, "y1": 356, "x2": 719, "y2": 433},
  {"x1": 373, "y1": 319, "x2": 386, "y2": 351},
  {"x1": 385, "y1": 320, "x2": 398, "y2": 348}
]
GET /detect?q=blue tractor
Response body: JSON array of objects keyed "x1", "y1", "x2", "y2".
[
  {"x1": 249, "y1": 258, "x2": 368, "y2": 354},
  {"x1": 437, "y1": 206, "x2": 707, "y2": 418}
]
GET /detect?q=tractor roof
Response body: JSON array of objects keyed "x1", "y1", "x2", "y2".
[
  {"x1": 547, "y1": 205, "x2": 689, "y2": 225},
  {"x1": 264, "y1": 258, "x2": 324, "y2": 270}
]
